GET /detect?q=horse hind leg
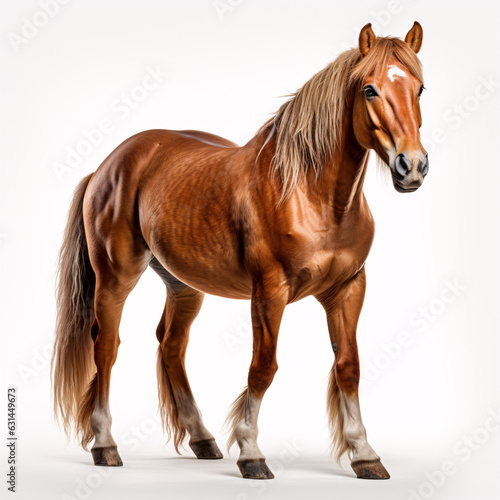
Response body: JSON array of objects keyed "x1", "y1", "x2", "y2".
[
  {"x1": 151, "y1": 257, "x2": 223, "y2": 459},
  {"x1": 81, "y1": 233, "x2": 149, "y2": 466}
]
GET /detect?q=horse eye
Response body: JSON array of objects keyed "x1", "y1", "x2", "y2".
[
  {"x1": 418, "y1": 85, "x2": 425, "y2": 97},
  {"x1": 364, "y1": 85, "x2": 377, "y2": 99}
]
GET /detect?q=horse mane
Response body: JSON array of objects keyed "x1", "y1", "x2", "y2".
[{"x1": 260, "y1": 36, "x2": 424, "y2": 200}]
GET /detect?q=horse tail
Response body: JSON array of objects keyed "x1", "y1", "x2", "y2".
[
  {"x1": 156, "y1": 346, "x2": 187, "y2": 453},
  {"x1": 52, "y1": 174, "x2": 97, "y2": 447}
]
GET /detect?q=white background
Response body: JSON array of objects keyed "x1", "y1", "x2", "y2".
[{"x1": 1, "y1": 1, "x2": 500, "y2": 499}]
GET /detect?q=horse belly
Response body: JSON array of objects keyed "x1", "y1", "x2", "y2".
[
  {"x1": 144, "y1": 214, "x2": 253, "y2": 299},
  {"x1": 160, "y1": 249, "x2": 252, "y2": 299}
]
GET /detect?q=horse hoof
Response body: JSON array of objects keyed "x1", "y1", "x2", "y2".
[
  {"x1": 91, "y1": 446, "x2": 123, "y2": 466},
  {"x1": 237, "y1": 459, "x2": 275, "y2": 479},
  {"x1": 351, "y1": 459, "x2": 390, "y2": 479},
  {"x1": 190, "y1": 438, "x2": 223, "y2": 459}
]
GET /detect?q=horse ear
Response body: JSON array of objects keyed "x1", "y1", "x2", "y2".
[
  {"x1": 359, "y1": 23, "x2": 376, "y2": 57},
  {"x1": 404, "y1": 21, "x2": 423, "y2": 53}
]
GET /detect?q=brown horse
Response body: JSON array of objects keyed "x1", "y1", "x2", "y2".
[{"x1": 52, "y1": 22, "x2": 427, "y2": 480}]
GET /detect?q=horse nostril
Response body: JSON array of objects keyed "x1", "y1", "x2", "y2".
[
  {"x1": 418, "y1": 155, "x2": 429, "y2": 177},
  {"x1": 395, "y1": 154, "x2": 410, "y2": 177}
]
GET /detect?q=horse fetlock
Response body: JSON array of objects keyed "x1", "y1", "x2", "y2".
[{"x1": 349, "y1": 441, "x2": 380, "y2": 464}]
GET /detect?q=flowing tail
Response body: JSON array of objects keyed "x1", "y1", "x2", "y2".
[
  {"x1": 51, "y1": 174, "x2": 97, "y2": 449},
  {"x1": 156, "y1": 347, "x2": 187, "y2": 453}
]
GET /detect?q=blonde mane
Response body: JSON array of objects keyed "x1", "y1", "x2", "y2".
[{"x1": 261, "y1": 37, "x2": 424, "y2": 199}]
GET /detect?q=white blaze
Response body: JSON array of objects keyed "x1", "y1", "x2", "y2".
[{"x1": 387, "y1": 65, "x2": 407, "y2": 82}]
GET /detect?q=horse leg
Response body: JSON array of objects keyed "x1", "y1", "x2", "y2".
[
  {"x1": 152, "y1": 259, "x2": 222, "y2": 459},
  {"x1": 316, "y1": 268, "x2": 390, "y2": 479},
  {"x1": 79, "y1": 227, "x2": 149, "y2": 466},
  {"x1": 227, "y1": 281, "x2": 287, "y2": 479}
]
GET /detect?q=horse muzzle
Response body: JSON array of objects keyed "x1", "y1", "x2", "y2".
[{"x1": 391, "y1": 152, "x2": 428, "y2": 193}]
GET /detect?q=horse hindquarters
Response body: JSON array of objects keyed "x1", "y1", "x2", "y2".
[
  {"x1": 74, "y1": 168, "x2": 151, "y2": 465},
  {"x1": 53, "y1": 171, "x2": 149, "y2": 466}
]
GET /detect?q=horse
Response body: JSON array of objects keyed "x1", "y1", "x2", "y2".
[{"x1": 52, "y1": 22, "x2": 428, "y2": 480}]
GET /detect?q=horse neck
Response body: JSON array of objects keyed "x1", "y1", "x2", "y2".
[
  {"x1": 304, "y1": 108, "x2": 369, "y2": 221},
  {"x1": 321, "y1": 131, "x2": 368, "y2": 221},
  {"x1": 248, "y1": 103, "x2": 369, "y2": 217}
]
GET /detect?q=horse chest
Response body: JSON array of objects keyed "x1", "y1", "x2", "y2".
[{"x1": 284, "y1": 222, "x2": 374, "y2": 301}]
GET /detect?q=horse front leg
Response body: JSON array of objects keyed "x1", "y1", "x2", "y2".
[
  {"x1": 315, "y1": 268, "x2": 390, "y2": 479},
  {"x1": 227, "y1": 279, "x2": 287, "y2": 479}
]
